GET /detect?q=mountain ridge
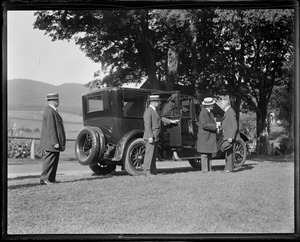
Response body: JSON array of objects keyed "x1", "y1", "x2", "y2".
[{"x1": 7, "y1": 79, "x2": 89, "y2": 115}]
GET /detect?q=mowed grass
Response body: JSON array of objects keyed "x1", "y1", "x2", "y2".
[{"x1": 7, "y1": 159, "x2": 294, "y2": 235}]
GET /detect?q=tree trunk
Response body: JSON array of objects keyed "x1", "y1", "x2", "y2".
[
  {"x1": 166, "y1": 48, "x2": 178, "y2": 91},
  {"x1": 139, "y1": 11, "x2": 159, "y2": 90},
  {"x1": 256, "y1": 107, "x2": 271, "y2": 155}
]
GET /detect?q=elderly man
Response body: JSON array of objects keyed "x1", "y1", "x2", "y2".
[
  {"x1": 219, "y1": 98, "x2": 238, "y2": 173},
  {"x1": 196, "y1": 97, "x2": 218, "y2": 173},
  {"x1": 40, "y1": 93, "x2": 66, "y2": 185},
  {"x1": 143, "y1": 95, "x2": 179, "y2": 176}
]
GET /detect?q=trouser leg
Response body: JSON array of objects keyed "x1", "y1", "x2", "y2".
[
  {"x1": 226, "y1": 146, "x2": 234, "y2": 171},
  {"x1": 200, "y1": 153, "x2": 208, "y2": 172},
  {"x1": 150, "y1": 143, "x2": 158, "y2": 174},
  {"x1": 224, "y1": 147, "x2": 234, "y2": 171},
  {"x1": 207, "y1": 153, "x2": 212, "y2": 172},
  {"x1": 144, "y1": 141, "x2": 155, "y2": 173},
  {"x1": 41, "y1": 151, "x2": 60, "y2": 182}
]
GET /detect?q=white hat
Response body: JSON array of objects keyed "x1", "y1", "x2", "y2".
[
  {"x1": 46, "y1": 93, "x2": 59, "y2": 101},
  {"x1": 149, "y1": 95, "x2": 161, "y2": 101},
  {"x1": 202, "y1": 97, "x2": 215, "y2": 106}
]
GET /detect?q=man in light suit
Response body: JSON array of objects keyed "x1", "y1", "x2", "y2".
[
  {"x1": 196, "y1": 97, "x2": 218, "y2": 173},
  {"x1": 40, "y1": 93, "x2": 66, "y2": 185},
  {"x1": 143, "y1": 95, "x2": 179, "y2": 176},
  {"x1": 219, "y1": 98, "x2": 238, "y2": 173}
]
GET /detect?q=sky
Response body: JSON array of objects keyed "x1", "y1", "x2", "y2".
[{"x1": 7, "y1": 11, "x2": 101, "y2": 86}]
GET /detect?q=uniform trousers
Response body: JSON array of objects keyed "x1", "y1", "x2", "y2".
[
  {"x1": 143, "y1": 141, "x2": 158, "y2": 174},
  {"x1": 41, "y1": 151, "x2": 60, "y2": 182}
]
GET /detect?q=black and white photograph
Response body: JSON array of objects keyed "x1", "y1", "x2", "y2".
[{"x1": 3, "y1": 0, "x2": 299, "y2": 240}]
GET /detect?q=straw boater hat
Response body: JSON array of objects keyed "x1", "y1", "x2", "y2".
[
  {"x1": 202, "y1": 97, "x2": 215, "y2": 106},
  {"x1": 46, "y1": 93, "x2": 60, "y2": 101},
  {"x1": 149, "y1": 95, "x2": 161, "y2": 101}
]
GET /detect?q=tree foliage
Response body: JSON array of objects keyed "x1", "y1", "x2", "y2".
[{"x1": 33, "y1": 8, "x2": 295, "y2": 154}]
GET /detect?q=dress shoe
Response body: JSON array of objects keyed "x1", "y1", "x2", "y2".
[
  {"x1": 144, "y1": 172, "x2": 156, "y2": 177},
  {"x1": 40, "y1": 180, "x2": 55, "y2": 185},
  {"x1": 222, "y1": 170, "x2": 231, "y2": 173}
]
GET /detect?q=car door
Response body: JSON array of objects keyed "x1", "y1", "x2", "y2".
[{"x1": 179, "y1": 96, "x2": 198, "y2": 148}]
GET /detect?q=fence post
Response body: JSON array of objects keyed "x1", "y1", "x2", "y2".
[{"x1": 30, "y1": 138, "x2": 35, "y2": 160}]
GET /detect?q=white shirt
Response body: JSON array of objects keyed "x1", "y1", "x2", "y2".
[{"x1": 48, "y1": 104, "x2": 57, "y2": 112}]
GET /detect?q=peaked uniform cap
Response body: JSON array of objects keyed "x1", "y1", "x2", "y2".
[
  {"x1": 46, "y1": 93, "x2": 60, "y2": 101},
  {"x1": 202, "y1": 97, "x2": 215, "y2": 106}
]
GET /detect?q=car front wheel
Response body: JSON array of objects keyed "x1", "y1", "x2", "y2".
[
  {"x1": 234, "y1": 139, "x2": 247, "y2": 168},
  {"x1": 124, "y1": 138, "x2": 146, "y2": 176}
]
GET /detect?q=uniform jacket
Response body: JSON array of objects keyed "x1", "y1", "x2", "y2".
[
  {"x1": 143, "y1": 106, "x2": 162, "y2": 141},
  {"x1": 40, "y1": 105, "x2": 66, "y2": 152},
  {"x1": 196, "y1": 108, "x2": 217, "y2": 153},
  {"x1": 222, "y1": 106, "x2": 238, "y2": 140}
]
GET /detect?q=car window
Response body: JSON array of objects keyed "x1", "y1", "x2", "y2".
[
  {"x1": 87, "y1": 94, "x2": 104, "y2": 113},
  {"x1": 180, "y1": 99, "x2": 190, "y2": 118},
  {"x1": 123, "y1": 92, "x2": 148, "y2": 118}
]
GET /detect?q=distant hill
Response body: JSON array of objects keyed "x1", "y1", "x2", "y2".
[{"x1": 7, "y1": 79, "x2": 89, "y2": 115}]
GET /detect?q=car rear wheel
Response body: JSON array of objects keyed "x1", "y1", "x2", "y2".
[
  {"x1": 234, "y1": 139, "x2": 247, "y2": 168},
  {"x1": 75, "y1": 126, "x2": 100, "y2": 166},
  {"x1": 124, "y1": 138, "x2": 146, "y2": 176},
  {"x1": 188, "y1": 159, "x2": 201, "y2": 170},
  {"x1": 89, "y1": 162, "x2": 116, "y2": 175}
]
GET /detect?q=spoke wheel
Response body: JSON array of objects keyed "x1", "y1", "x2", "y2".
[
  {"x1": 75, "y1": 127, "x2": 99, "y2": 166},
  {"x1": 234, "y1": 139, "x2": 247, "y2": 168},
  {"x1": 124, "y1": 138, "x2": 146, "y2": 176}
]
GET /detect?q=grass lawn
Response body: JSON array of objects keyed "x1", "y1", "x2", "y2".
[{"x1": 6, "y1": 157, "x2": 295, "y2": 237}]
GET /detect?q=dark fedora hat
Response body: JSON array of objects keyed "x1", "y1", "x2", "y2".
[
  {"x1": 220, "y1": 139, "x2": 232, "y2": 152},
  {"x1": 46, "y1": 93, "x2": 60, "y2": 101}
]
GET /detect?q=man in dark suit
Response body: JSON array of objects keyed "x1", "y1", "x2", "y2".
[
  {"x1": 219, "y1": 98, "x2": 238, "y2": 173},
  {"x1": 143, "y1": 95, "x2": 179, "y2": 176},
  {"x1": 196, "y1": 97, "x2": 218, "y2": 173},
  {"x1": 40, "y1": 93, "x2": 66, "y2": 185}
]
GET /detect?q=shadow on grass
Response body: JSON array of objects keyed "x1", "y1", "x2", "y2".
[
  {"x1": 7, "y1": 175, "x2": 113, "y2": 190},
  {"x1": 248, "y1": 154, "x2": 294, "y2": 163}
]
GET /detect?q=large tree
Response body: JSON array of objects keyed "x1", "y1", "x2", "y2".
[
  {"x1": 33, "y1": 9, "x2": 294, "y2": 155},
  {"x1": 212, "y1": 9, "x2": 294, "y2": 154},
  {"x1": 34, "y1": 10, "x2": 161, "y2": 89}
]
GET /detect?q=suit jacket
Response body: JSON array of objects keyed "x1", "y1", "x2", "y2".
[
  {"x1": 40, "y1": 105, "x2": 66, "y2": 152},
  {"x1": 222, "y1": 106, "x2": 238, "y2": 140},
  {"x1": 143, "y1": 106, "x2": 161, "y2": 141},
  {"x1": 196, "y1": 108, "x2": 217, "y2": 153}
]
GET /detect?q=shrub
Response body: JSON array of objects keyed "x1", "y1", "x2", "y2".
[{"x1": 7, "y1": 139, "x2": 45, "y2": 159}]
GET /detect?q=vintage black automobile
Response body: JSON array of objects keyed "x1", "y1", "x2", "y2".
[{"x1": 75, "y1": 87, "x2": 248, "y2": 176}]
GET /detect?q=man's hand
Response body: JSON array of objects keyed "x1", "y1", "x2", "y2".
[
  {"x1": 54, "y1": 143, "x2": 59, "y2": 149},
  {"x1": 228, "y1": 138, "x2": 233, "y2": 143},
  {"x1": 149, "y1": 137, "x2": 154, "y2": 144},
  {"x1": 170, "y1": 119, "x2": 180, "y2": 124}
]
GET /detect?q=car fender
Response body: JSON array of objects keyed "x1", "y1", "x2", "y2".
[{"x1": 112, "y1": 129, "x2": 144, "y2": 162}]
